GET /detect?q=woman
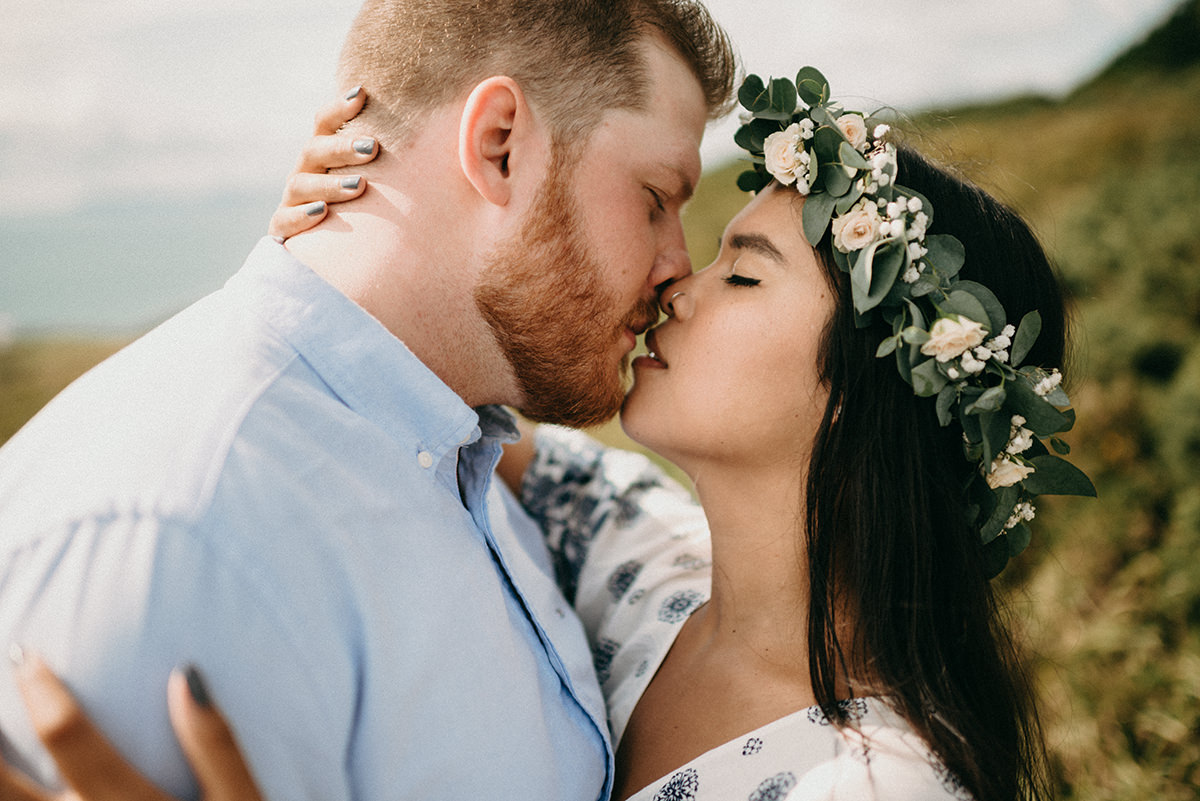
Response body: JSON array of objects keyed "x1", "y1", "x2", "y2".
[{"x1": 2, "y1": 68, "x2": 1091, "y2": 801}]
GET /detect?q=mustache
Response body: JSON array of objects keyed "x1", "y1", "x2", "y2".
[{"x1": 621, "y1": 296, "x2": 661, "y2": 333}]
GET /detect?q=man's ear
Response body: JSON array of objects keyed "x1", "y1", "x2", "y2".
[{"x1": 459, "y1": 77, "x2": 542, "y2": 207}]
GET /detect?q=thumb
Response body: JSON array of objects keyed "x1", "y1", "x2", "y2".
[{"x1": 166, "y1": 667, "x2": 263, "y2": 801}]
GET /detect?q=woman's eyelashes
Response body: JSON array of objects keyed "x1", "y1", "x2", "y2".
[
  {"x1": 647, "y1": 187, "x2": 666, "y2": 218},
  {"x1": 723, "y1": 272, "x2": 761, "y2": 287}
]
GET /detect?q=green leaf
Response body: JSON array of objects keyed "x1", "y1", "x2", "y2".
[
  {"x1": 876, "y1": 335, "x2": 899, "y2": 358},
  {"x1": 1007, "y1": 523, "x2": 1032, "y2": 557},
  {"x1": 795, "y1": 66, "x2": 830, "y2": 106},
  {"x1": 766, "y1": 77, "x2": 797, "y2": 119},
  {"x1": 737, "y1": 169, "x2": 768, "y2": 193},
  {"x1": 980, "y1": 409, "x2": 1012, "y2": 467},
  {"x1": 922, "y1": 234, "x2": 964, "y2": 278},
  {"x1": 911, "y1": 277, "x2": 939, "y2": 297},
  {"x1": 980, "y1": 484, "x2": 1021, "y2": 544},
  {"x1": 952, "y1": 281, "x2": 1006, "y2": 333},
  {"x1": 738, "y1": 74, "x2": 769, "y2": 112},
  {"x1": 901, "y1": 326, "x2": 930, "y2": 345},
  {"x1": 1050, "y1": 437, "x2": 1071, "y2": 455},
  {"x1": 851, "y1": 239, "x2": 904, "y2": 314},
  {"x1": 1011, "y1": 310, "x2": 1042, "y2": 367},
  {"x1": 801, "y1": 190, "x2": 838, "y2": 246},
  {"x1": 839, "y1": 141, "x2": 869, "y2": 170},
  {"x1": 940, "y1": 290, "x2": 990, "y2": 331},
  {"x1": 911, "y1": 358, "x2": 948, "y2": 397},
  {"x1": 1022, "y1": 454, "x2": 1097, "y2": 497},
  {"x1": 936, "y1": 384, "x2": 957, "y2": 426},
  {"x1": 834, "y1": 182, "x2": 864, "y2": 214},
  {"x1": 1007, "y1": 377, "x2": 1074, "y2": 436},
  {"x1": 965, "y1": 385, "x2": 1006, "y2": 414}
]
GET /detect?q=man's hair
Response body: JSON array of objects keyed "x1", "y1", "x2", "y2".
[{"x1": 337, "y1": 0, "x2": 737, "y2": 149}]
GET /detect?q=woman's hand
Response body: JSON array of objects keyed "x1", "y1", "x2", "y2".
[
  {"x1": 269, "y1": 87, "x2": 379, "y2": 241},
  {"x1": 0, "y1": 650, "x2": 263, "y2": 801}
]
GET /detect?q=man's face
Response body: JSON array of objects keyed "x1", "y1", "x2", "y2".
[{"x1": 474, "y1": 37, "x2": 708, "y2": 427}]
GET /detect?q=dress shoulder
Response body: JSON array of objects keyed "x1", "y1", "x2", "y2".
[{"x1": 784, "y1": 721, "x2": 975, "y2": 801}]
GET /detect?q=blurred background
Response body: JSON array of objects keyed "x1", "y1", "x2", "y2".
[{"x1": 2, "y1": 1, "x2": 1198, "y2": 797}]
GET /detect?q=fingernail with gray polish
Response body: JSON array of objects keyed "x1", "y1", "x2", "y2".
[
  {"x1": 183, "y1": 664, "x2": 212, "y2": 708},
  {"x1": 303, "y1": 201, "x2": 327, "y2": 216},
  {"x1": 345, "y1": 85, "x2": 363, "y2": 101},
  {"x1": 353, "y1": 138, "x2": 376, "y2": 155},
  {"x1": 341, "y1": 176, "x2": 362, "y2": 190}
]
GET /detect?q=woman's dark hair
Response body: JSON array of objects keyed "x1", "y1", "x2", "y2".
[{"x1": 802, "y1": 146, "x2": 1061, "y2": 801}]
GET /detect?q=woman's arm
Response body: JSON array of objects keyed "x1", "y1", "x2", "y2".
[{"x1": 1, "y1": 651, "x2": 262, "y2": 801}]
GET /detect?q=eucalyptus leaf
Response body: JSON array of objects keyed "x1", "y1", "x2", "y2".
[
  {"x1": 1007, "y1": 523, "x2": 1032, "y2": 557},
  {"x1": 936, "y1": 384, "x2": 957, "y2": 426},
  {"x1": 839, "y1": 141, "x2": 869, "y2": 170},
  {"x1": 954, "y1": 281, "x2": 1007, "y2": 333},
  {"x1": 852, "y1": 239, "x2": 904, "y2": 314},
  {"x1": 901, "y1": 326, "x2": 930, "y2": 345},
  {"x1": 911, "y1": 277, "x2": 939, "y2": 297},
  {"x1": 1011, "y1": 310, "x2": 1042, "y2": 367},
  {"x1": 923, "y1": 234, "x2": 964, "y2": 278},
  {"x1": 940, "y1": 290, "x2": 991, "y2": 331},
  {"x1": 812, "y1": 126, "x2": 845, "y2": 167},
  {"x1": 767, "y1": 77, "x2": 797, "y2": 118},
  {"x1": 980, "y1": 484, "x2": 1021, "y2": 544},
  {"x1": 795, "y1": 66, "x2": 830, "y2": 106},
  {"x1": 980, "y1": 409, "x2": 1012, "y2": 467},
  {"x1": 965, "y1": 385, "x2": 1007, "y2": 414},
  {"x1": 1050, "y1": 437, "x2": 1071, "y2": 455},
  {"x1": 876, "y1": 335, "x2": 899, "y2": 358},
  {"x1": 911, "y1": 358, "x2": 948, "y2": 397},
  {"x1": 801, "y1": 190, "x2": 837, "y2": 246},
  {"x1": 1007, "y1": 378, "x2": 1073, "y2": 436},
  {"x1": 834, "y1": 183, "x2": 864, "y2": 214},
  {"x1": 737, "y1": 170, "x2": 768, "y2": 193},
  {"x1": 1022, "y1": 455, "x2": 1097, "y2": 497},
  {"x1": 821, "y1": 158, "x2": 852, "y2": 196},
  {"x1": 738, "y1": 74, "x2": 769, "y2": 112},
  {"x1": 831, "y1": 245, "x2": 850, "y2": 273}
]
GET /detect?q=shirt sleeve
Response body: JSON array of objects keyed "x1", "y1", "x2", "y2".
[{"x1": 518, "y1": 425, "x2": 711, "y2": 642}]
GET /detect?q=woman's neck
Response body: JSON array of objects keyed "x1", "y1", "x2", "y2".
[{"x1": 688, "y1": 461, "x2": 812, "y2": 667}]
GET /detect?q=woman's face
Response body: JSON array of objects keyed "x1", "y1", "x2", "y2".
[{"x1": 621, "y1": 186, "x2": 835, "y2": 477}]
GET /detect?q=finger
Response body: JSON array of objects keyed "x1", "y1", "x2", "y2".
[
  {"x1": 167, "y1": 667, "x2": 263, "y2": 801},
  {"x1": 312, "y1": 86, "x2": 367, "y2": 137},
  {"x1": 280, "y1": 173, "x2": 366, "y2": 207},
  {"x1": 267, "y1": 201, "x2": 328, "y2": 240},
  {"x1": 0, "y1": 755, "x2": 56, "y2": 801},
  {"x1": 13, "y1": 651, "x2": 166, "y2": 801},
  {"x1": 292, "y1": 133, "x2": 377, "y2": 175}
]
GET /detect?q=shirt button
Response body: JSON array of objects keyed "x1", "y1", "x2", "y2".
[{"x1": 417, "y1": 450, "x2": 434, "y2": 469}]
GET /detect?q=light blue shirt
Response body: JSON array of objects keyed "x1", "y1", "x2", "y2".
[{"x1": 0, "y1": 239, "x2": 612, "y2": 801}]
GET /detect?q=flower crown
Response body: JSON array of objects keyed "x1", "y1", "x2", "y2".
[{"x1": 734, "y1": 67, "x2": 1095, "y2": 577}]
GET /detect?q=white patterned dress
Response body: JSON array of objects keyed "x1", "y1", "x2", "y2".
[{"x1": 519, "y1": 426, "x2": 974, "y2": 801}]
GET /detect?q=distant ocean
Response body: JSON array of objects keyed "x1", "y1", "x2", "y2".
[{"x1": 1, "y1": 193, "x2": 279, "y2": 337}]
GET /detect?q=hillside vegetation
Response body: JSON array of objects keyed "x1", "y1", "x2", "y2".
[{"x1": 2, "y1": 3, "x2": 1198, "y2": 797}]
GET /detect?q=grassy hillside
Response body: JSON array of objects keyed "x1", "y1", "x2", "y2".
[{"x1": 2, "y1": 3, "x2": 1198, "y2": 797}]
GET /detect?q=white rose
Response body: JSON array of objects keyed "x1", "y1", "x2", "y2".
[
  {"x1": 986, "y1": 458, "x2": 1035, "y2": 489},
  {"x1": 920, "y1": 315, "x2": 987, "y2": 362},
  {"x1": 830, "y1": 200, "x2": 882, "y2": 253},
  {"x1": 836, "y1": 113, "x2": 868, "y2": 150},
  {"x1": 763, "y1": 124, "x2": 804, "y2": 185}
]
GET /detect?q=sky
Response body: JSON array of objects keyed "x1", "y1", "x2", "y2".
[{"x1": 0, "y1": 0, "x2": 1180, "y2": 221}]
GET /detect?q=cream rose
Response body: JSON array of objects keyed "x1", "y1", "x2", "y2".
[
  {"x1": 986, "y1": 457, "x2": 1035, "y2": 489},
  {"x1": 835, "y1": 113, "x2": 868, "y2": 150},
  {"x1": 920, "y1": 315, "x2": 987, "y2": 362},
  {"x1": 763, "y1": 124, "x2": 804, "y2": 186},
  {"x1": 830, "y1": 200, "x2": 882, "y2": 253}
]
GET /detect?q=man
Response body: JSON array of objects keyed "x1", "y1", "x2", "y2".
[{"x1": 0, "y1": 1, "x2": 735, "y2": 799}]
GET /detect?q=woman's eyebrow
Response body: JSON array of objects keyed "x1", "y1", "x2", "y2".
[{"x1": 729, "y1": 232, "x2": 785, "y2": 263}]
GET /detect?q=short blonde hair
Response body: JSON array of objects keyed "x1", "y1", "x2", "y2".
[{"x1": 337, "y1": 0, "x2": 737, "y2": 149}]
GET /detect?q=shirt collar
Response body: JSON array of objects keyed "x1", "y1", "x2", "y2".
[{"x1": 227, "y1": 237, "x2": 499, "y2": 460}]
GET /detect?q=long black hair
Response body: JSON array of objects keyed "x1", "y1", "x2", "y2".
[{"x1": 802, "y1": 146, "x2": 1062, "y2": 801}]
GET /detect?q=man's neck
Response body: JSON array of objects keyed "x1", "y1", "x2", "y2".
[{"x1": 282, "y1": 154, "x2": 517, "y2": 409}]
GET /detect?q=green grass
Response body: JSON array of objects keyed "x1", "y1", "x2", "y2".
[{"x1": 4, "y1": 18, "x2": 1200, "y2": 797}]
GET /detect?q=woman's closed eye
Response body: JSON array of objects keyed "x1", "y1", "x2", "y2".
[{"x1": 723, "y1": 273, "x2": 760, "y2": 287}]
